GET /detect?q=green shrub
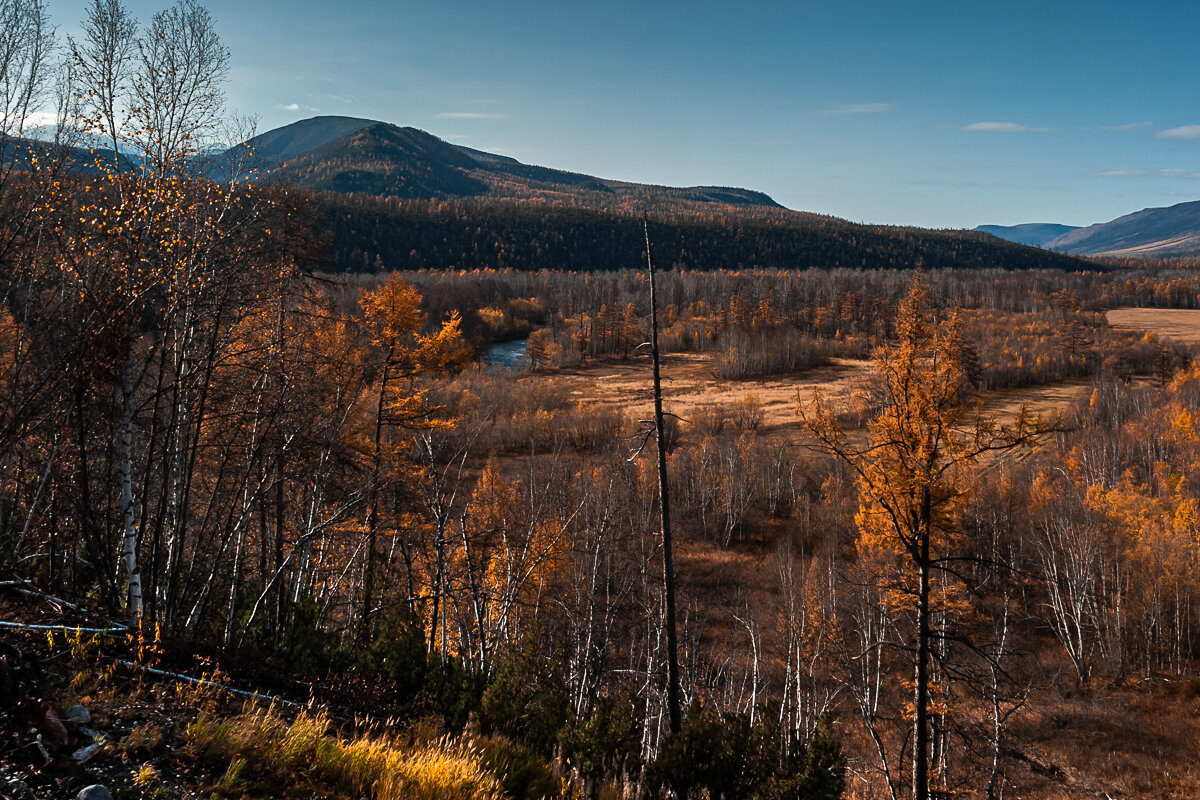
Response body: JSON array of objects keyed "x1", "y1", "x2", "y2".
[
  {"x1": 559, "y1": 691, "x2": 644, "y2": 792},
  {"x1": 357, "y1": 608, "x2": 484, "y2": 729},
  {"x1": 480, "y1": 638, "x2": 570, "y2": 757},
  {"x1": 476, "y1": 734, "x2": 557, "y2": 800},
  {"x1": 647, "y1": 706, "x2": 845, "y2": 800}
]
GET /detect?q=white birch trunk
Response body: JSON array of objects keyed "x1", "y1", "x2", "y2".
[{"x1": 120, "y1": 356, "x2": 143, "y2": 621}]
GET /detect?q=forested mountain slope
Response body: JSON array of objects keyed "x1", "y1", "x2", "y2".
[{"x1": 313, "y1": 192, "x2": 1094, "y2": 273}]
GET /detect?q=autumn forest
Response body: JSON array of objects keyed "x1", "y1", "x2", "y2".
[{"x1": 6, "y1": 3, "x2": 1200, "y2": 800}]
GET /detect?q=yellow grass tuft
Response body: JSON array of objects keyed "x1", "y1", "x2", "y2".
[
  {"x1": 120, "y1": 722, "x2": 165, "y2": 755},
  {"x1": 132, "y1": 764, "x2": 159, "y2": 787},
  {"x1": 184, "y1": 702, "x2": 504, "y2": 800}
]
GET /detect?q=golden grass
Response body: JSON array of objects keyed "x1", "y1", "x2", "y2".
[
  {"x1": 184, "y1": 702, "x2": 505, "y2": 800},
  {"x1": 120, "y1": 721, "x2": 165, "y2": 755},
  {"x1": 1107, "y1": 307, "x2": 1200, "y2": 345},
  {"x1": 132, "y1": 764, "x2": 160, "y2": 787},
  {"x1": 543, "y1": 349, "x2": 1080, "y2": 448}
]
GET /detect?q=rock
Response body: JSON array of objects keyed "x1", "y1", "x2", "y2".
[
  {"x1": 4, "y1": 776, "x2": 36, "y2": 800},
  {"x1": 66, "y1": 705, "x2": 91, "y2": 724},
  {"x1": 72, "y1": 743, "x2": 103, "y2": 765},
  {"x1": 0, "y1": 766, "x2": 37, "y2": 800},
  {"x1": 76, "y1": 785, "x2": 113, "y2": 800},
  {"x1": 36, "y1": 705, "x2": 70, "y2": 751}
]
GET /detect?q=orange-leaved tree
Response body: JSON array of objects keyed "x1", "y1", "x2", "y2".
[
  {"x1": 805, "y1": 277, "x2": 1038, "y2": 800},
  {"x1": 358, "y1": 273, "x2": 471, "y2": 636}
]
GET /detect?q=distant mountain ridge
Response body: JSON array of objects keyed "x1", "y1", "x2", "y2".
[
  {"x1": 978, "y1": 200, "x2": 1200, "y2": 259},
  {"x1": 244, "y1": 116, "x2": 785, "y2": 212},
  {"x1": 2, "y1": 117, "x2": 1095, "y2": 274},
  {"x1": 1045, "y1": 201, "x2": 1200, "y2": 258},
  {"x1": 974, "y1": 223, "x2": 1080, "y2": 248},
  {"x1": 231, "y1": 116, "x2": 1096, "y2": 273},
  {"x1": 238, "y1": 116, "x2": 378, "y2": 166}
]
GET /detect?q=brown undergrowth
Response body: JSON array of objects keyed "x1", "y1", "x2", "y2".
[{"x1": 0, "y1": 619, "x2": 557, "y2": 800}]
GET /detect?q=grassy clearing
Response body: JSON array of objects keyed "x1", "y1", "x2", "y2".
[
  {"x1": 1107, "y1": 306, "x2": 1200, "y2": 345},
  {"x1": 185, "y1": 703, "x2": 507, "y2": 800}
]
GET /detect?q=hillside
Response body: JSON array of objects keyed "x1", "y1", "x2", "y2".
[
  {"x1": 313, "y1": 192, "x2": 1094, "y2": 272},
  {"x1": 1047, "y1": 199, "x2": 1200, "y2": 257},
  {"x1": 252, "y1": 116, "x2": 785, "y2": 214},
  {"x1": 237, "y1": 118, "x2": 1091, "y2": 274},
  {"x1": 238, "y1": 115, "x2": 378, "y2": 165}
]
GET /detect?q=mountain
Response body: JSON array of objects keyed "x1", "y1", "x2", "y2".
[
  {"x1": 223, "y1": 117, "x2": 1093, "y2": 273},
  {"x1": 239, "y1": 116, "x2": 379, "y2": 166},
  {"x1": 1045, "y1": 200, "x2": 1200, "y2": 258},
  {"x1": 246, "y1": 116, "x2": 785, "y2": 212},
  {"x1": 1, "y1": 134, "x2": 138, "y2": 174},
  {"x1": 0, "y1": 116, "x2": 1096, "y2": 275},
  {"x1": 973, "y1": 223, "x2": 1079, "y2": 248}
]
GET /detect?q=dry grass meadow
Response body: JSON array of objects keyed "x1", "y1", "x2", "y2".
[
  {"x1": 1107, "y1": 307, "x2": 1200, "y2": 345},
  {"x1": 542, "y1": 352, "x2": 1090, "y2": 446}
]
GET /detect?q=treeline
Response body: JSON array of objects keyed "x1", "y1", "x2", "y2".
[
  {"x1": 390, "y1": 266, "x2": 1200, "y2": 331},
  {"x1": 388, "y1": 267, "x2": 1193, "y2": 391},
  {"x1": 312, "y1": 192, "x2": 1091, "y2": 273}
]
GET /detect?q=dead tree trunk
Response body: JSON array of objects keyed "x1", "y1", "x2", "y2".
[{"x1": 643, "y1": 216, "x2": 682, "y2": 736}]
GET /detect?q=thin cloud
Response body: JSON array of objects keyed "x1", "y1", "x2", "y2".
[
  {"x1": 278, "y1": 102, "x2": 319, "y2": 113},
  {"x1": 1093, "y1": 168, "x2": 1200, "y2": 179},
  {"x1": 436, "y1": 112, "x2": 504, "y2": 120},
  {"x1": 961, "y1": 121, "x2": 1052, "y2": 133},
  {"x1": 1157, "y1": 125, "x2": 1200, "y2": 140},
  {"x1": 20, "y1": 111, "x2": 60, "y2": 129},
  {"x1": 823, "y1": 102, "x2": 894, "y2": 115},
  {"x1": 1103, "y1": 121, "x2": 1152, "y2": 131}
]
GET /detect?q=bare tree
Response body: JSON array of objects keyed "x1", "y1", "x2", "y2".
[
  {"x1": 71, "y1": 0, "x2": 138, "y2": 164},
  {"x1": 131, "y1": 0, "x2": 229, "y2": 175}
]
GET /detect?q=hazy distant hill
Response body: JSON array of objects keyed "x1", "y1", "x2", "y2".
[
  {"x1": 246, "y1": 116, "x2": 786, "y2": 213},
  {"x1": 1045, "y1": 200, "x2": 1200, "y2": 258},
  {"x1": 974, "y1": 223, "x2": 1080, "y2": 248}
]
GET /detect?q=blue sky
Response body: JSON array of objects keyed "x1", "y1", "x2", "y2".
[{"x1": 46, "y1": 0, "x2": 1200, "y2": 228}]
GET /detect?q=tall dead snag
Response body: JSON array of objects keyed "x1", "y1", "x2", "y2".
[
  {"x1": 805, "y1": 277, "x2": 1039, "y2": 800},
  {"x1": 643, "y1": 216, "x2": 682, "y2": 736}
]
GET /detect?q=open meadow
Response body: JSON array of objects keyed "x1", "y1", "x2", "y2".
[{"x1": 1107, "y1": 306, "x2": 1200, "y2": 344}]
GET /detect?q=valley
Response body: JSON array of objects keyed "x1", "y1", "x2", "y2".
[
  {"x1": 538, "y1": 351, "x2": 1093, "y2": 444},
  {"x1": 5, "y1": 1, "x2": 1200, "y2": 798}
]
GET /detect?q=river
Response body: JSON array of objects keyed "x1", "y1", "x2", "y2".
[{"x1": 482, "y1": 338, "x2": 528, "y2": 369}]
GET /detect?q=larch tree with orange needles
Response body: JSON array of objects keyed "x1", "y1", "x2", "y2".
[
  {"x1": 358, "y1": 273, "x2": 471, "y2": 638},
  {"x1": 805, "y1": 277, "x2": 1038, "y2": 800}
]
